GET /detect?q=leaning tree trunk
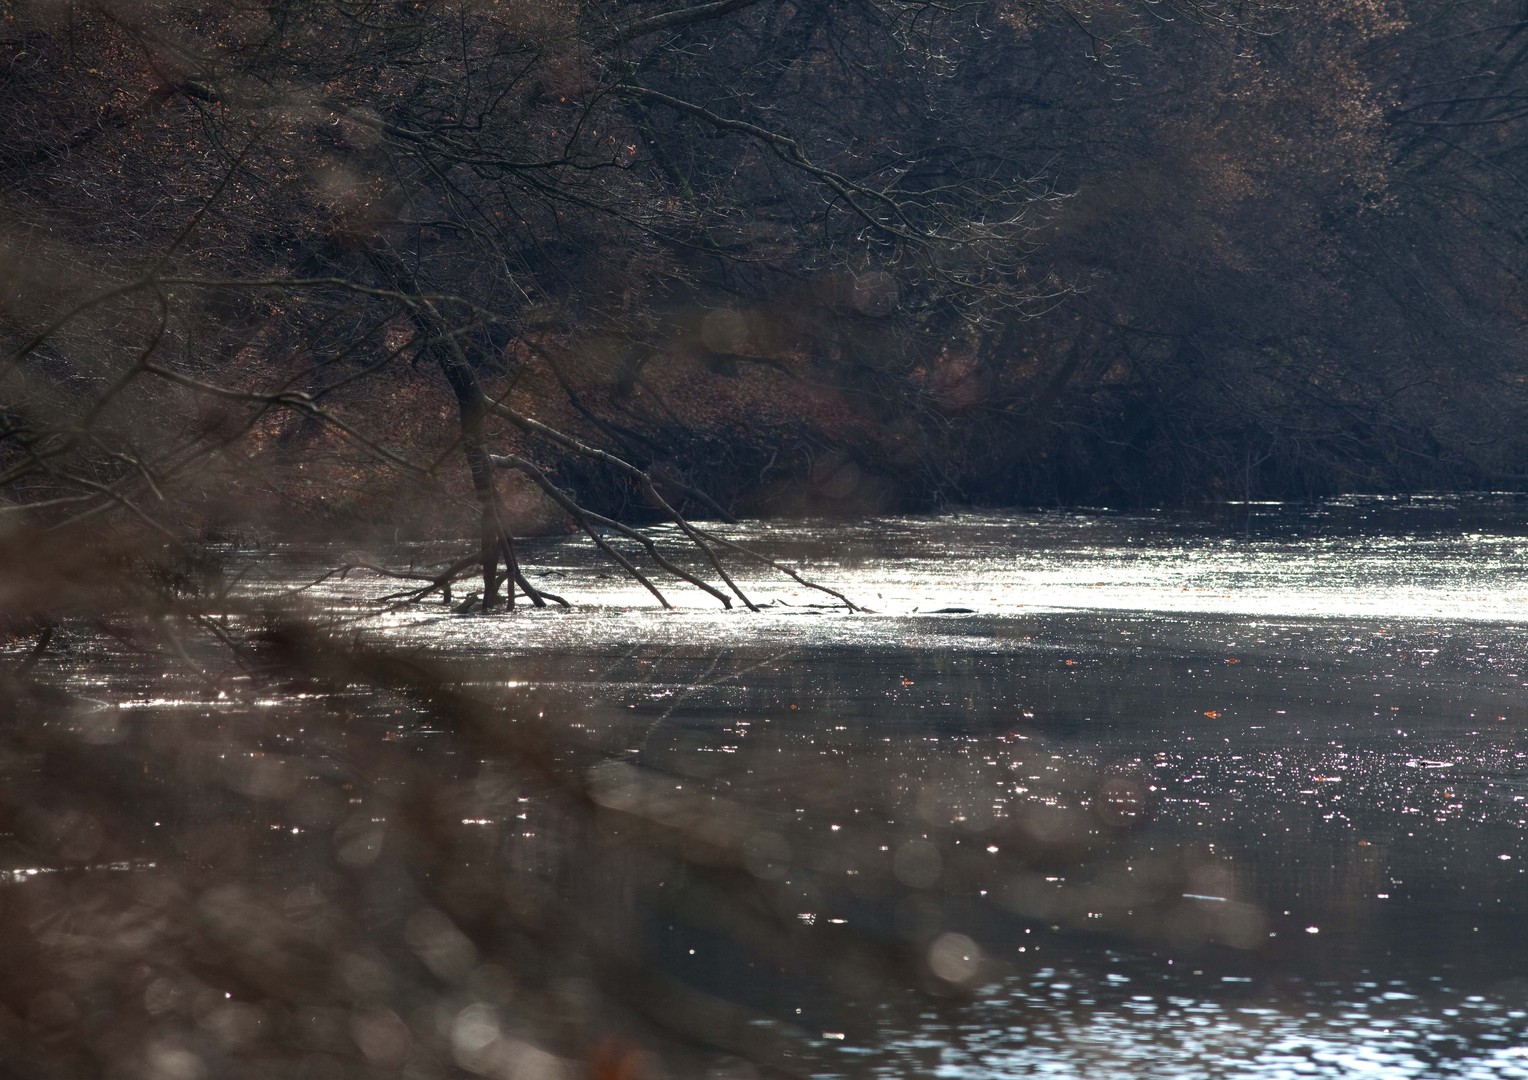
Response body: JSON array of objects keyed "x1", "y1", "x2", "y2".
[
  {"x1": 361, "y1": 245, "x2": 550, "y2": 611},
  {"x1": 353, "y1": 245, "x2": 854, "y2": 615}
]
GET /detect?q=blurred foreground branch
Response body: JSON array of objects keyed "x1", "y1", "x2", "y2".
[{"x1": 0, "y1": 529, "x2": 1239, "y2": 1078}]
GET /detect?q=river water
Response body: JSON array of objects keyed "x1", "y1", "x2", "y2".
[
  {"x1": 281, "y1": 494, "x2": 1528, "y2": 1078},
  {"x1": 11, "y1": 494, "x2": 1528, "y2": 1075}
]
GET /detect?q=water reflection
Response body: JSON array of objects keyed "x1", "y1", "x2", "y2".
[
  {"x1": 871, "y1": 966, "x2": 1528, "y2": 1079},
  {"x1": 305, "y1": 495, "x2": 1527, "y2": 1078},
  {"x1": 9, "y1": 495, "x2": 1528, "y2": 1076}
]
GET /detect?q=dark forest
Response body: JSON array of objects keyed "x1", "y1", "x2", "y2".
[{"x1": 6, "y1": 0, "x2": 1525, "y2": 547}]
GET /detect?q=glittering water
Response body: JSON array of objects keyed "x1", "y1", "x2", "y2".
[
  {"x1": 304, "y1": 492, "x2": 1528, "y2": 630},
  {"x1": 168, "y1": 496, "x2": 1528, "y2": 1073}
]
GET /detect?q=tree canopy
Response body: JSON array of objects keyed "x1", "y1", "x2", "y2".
[{"x1": 3, "y1": 0, "x2": 1526, "y2": 593}]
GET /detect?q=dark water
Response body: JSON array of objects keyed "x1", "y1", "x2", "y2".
[
  {"x1": 273, "y1": 494, "x2": 1528, "y2": 1077},
  {"x1": 21, "y1": 495, "x2": 1528, "y2": 1077}
]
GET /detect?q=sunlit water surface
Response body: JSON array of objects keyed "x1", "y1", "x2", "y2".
[{"x1": 202, "y1": 497, "x2": 1528, "y2": 1074}]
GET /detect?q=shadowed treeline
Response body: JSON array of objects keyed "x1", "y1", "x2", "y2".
[{"x1": 4, "y1": 0, "x2": 1525, "y2": 566}]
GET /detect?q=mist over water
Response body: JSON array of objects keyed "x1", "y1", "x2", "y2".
[{"x1": 277, "y1": 495, "x2": 1528, "y2": 1076}]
